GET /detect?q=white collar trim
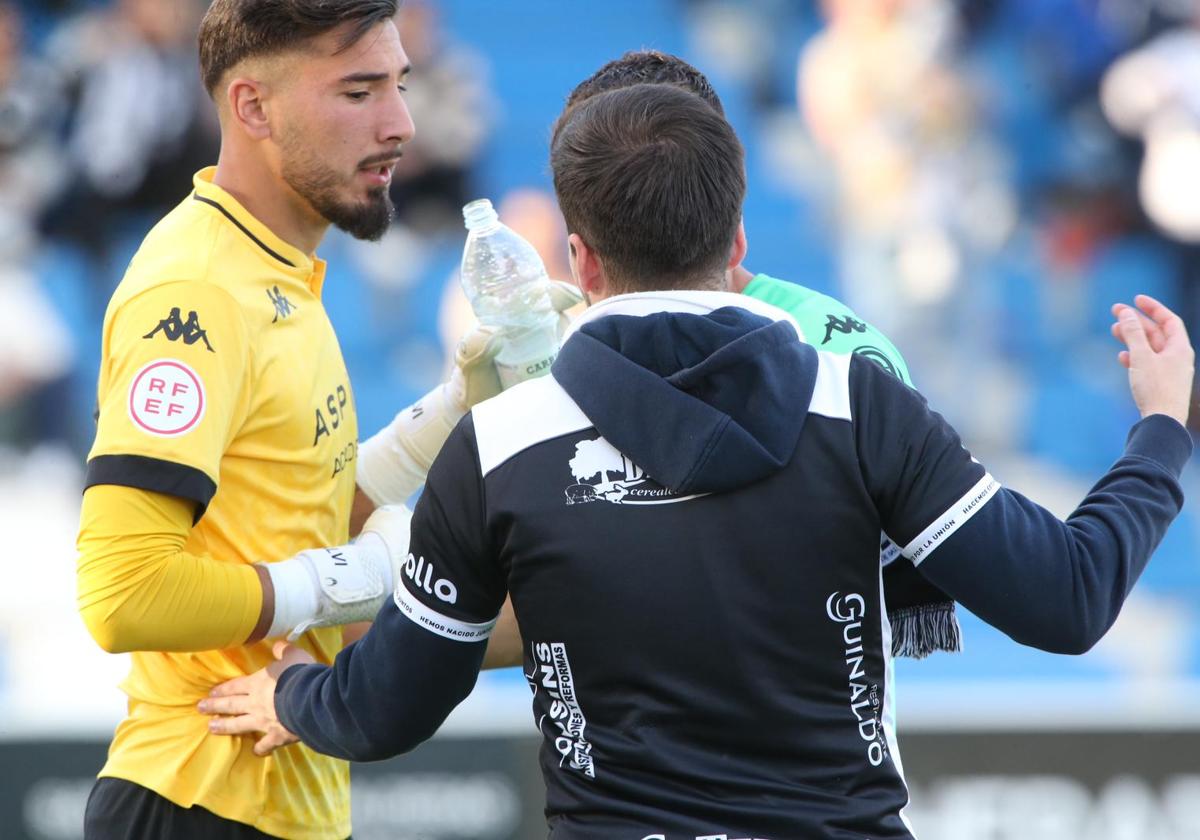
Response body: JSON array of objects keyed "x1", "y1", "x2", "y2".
[{"x1": 562, "y1": 289, "x2": 806, "y2": 343}]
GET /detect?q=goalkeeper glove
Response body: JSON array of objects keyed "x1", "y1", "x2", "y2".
[
  {"x1": 356, "y1": 280, "x2": 585, "y2": 506},
  {"x1": 262, "y1": 505, "x2": 412, "y2": 640},
  {"x1": 356, "y1": 325, "x2": 502, "y2": 506}
]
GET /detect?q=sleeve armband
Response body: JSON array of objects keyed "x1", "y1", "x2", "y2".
[
  {"x1": 85, "y1": 454, "x2": 217, "y2": 523},
  {"x1": 902, "y1": 473, "x2": 1000, "y2": 565},
  {"x1": 392, "y1": 582, "x2": 498, "y2": 643}
]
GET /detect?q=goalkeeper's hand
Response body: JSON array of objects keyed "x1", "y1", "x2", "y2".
[
  {"x1": 260, "y1": 505, "x2": 412, "y2": 640},
  {"x1": 356, "y1": 280, "x2": 584, "y2": 507}
]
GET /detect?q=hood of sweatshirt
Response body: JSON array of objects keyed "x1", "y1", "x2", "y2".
[{"x1": 551, "y1": 291, "x2": 817, "y2": 496}]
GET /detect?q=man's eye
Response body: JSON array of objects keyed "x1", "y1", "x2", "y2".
[
  {"x1": 346, "y1": 91, "x2": 369, "y2": 102},
  {"x1": 398, "y1": 84, "x2": 408, "y2": 93}
]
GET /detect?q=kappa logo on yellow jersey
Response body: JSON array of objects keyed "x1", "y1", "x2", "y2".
[
  {"x1": 267, "y1": 285, "x2": 297, "y2": 323},
  {"x1": 143, "y1": 307, "x2": 215, "y2": 352}
]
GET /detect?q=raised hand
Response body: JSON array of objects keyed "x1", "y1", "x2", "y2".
[{"x1": 1111, "y1": 294, "x2": 1195, "y2": 427}]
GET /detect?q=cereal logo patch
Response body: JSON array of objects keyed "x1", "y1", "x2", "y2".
[{"x1": 127, "y1": 359, "x2": 206, "y2": 437}]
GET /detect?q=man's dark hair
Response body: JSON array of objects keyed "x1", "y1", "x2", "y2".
[
  {"x1": 198, "y1": 0, "x2": 399, "y2": 97},
  {"x1": 552, "y1": 50, "x2": 724, "y2": 154},
  {"x1": 565, "y1": 50, "x2": 724, "y2": 116},
  {"x1": 551, "y1": 83, "x2": 745, "y2": 294}
]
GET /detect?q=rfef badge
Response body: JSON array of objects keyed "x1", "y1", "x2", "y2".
[{"x1": 127, "y1": 359, "x2": 206, "y2": 437}]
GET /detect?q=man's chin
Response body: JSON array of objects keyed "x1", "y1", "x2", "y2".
[{"x1": 324, "y1": 195, "x2": 394, "y2": 242}]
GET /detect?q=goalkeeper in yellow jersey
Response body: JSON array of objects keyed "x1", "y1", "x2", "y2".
[{"x1": 73, "y1": 2, "x2": 581, "y2": 837}]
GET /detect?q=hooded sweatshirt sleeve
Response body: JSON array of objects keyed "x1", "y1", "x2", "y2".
[
  {"x1": 274, "y1": 416, "x2": 502, "y2": 761},
  {"x1": 850, "y1": 355, "x2": 1190, "y2": 654}
]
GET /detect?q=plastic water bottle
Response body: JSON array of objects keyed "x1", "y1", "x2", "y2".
[{"x1": 461, "y1": 198, "x2": 560, "y2": 388}]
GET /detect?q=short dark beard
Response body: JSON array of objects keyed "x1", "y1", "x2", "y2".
[
  {"x1": 309, "y1": 183, "x2": 394, "y2": 241},
  {"x1": 280, "y1": 134, "x2": 395, "y2": 241}
]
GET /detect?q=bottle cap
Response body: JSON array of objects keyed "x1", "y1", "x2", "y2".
[{"x1": 463, "y1": 198, "x2": 500, "y2": 232}]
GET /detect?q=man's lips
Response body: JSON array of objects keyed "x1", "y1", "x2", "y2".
[{"x1": 357, "y1": 156, "x2": 400, "y2": 186}]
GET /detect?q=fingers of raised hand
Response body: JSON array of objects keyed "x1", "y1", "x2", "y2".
[
  {"x1": 1136, "y1": 295, "x2": 1194, "y2": 361},
  {"x1": 1115, "y1": 305, "x2": 1152, "y2": 354},
  {"x1": 1112, "y1": 303, "x2": 1165, "y2": 352},
  {"x1": 1134, "y1": 294, "x2": 1185, "y2": 337}
]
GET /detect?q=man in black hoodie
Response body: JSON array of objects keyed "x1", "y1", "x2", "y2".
[{"x1": 201, "y1": 84, "x2": 1194, "y2": 840}]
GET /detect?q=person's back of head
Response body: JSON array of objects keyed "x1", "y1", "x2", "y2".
[
  {"x1": 553, "y1": 50, "x2": 724, "y2": 152},
  {"x1": 550, "y1": 83, "x2": 745, "y2": 295},
  {"x1": 563, "y1": 49, "x2": 724, "y2": 116}
]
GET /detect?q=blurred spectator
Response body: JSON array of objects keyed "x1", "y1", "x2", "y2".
[
  {"x1": 1102, "y1": 13, "x2": 1200, "y2": 243},
  {"x1": 40, "y1": 0, "x2": 216, "y2": 260},
  {"x1": 0, "y1": 2, "x2": 67, "y2": 244},
  {"x1": 0, "y1": 255, "x2": 75, "y2": 446},
  {"x1": 0, "y1": 2, "x2": 74, "y2": 448},
  {"x1": 683, "y1": 0, "x2": 806, "y2": 110},
  {"x1": 798, "y1": 0, "x2": 1014, "y2": 337},
  {"x1": 388, "y1": 0, "x2": 494, "y2": 236}
]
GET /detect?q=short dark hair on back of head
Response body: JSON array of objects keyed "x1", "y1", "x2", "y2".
[
  {"x1": 565, "y1": 50, "x2": 723, "y2": 115},
  {"x1": 553, "y1": 50, "x2": 723, "y2": 152},
  {"x1": 551, "y1": 83, "x2": 745, "y2": 294},
  {"x1": 198, "y1": 0, "x2": 399, "y2": 97}
]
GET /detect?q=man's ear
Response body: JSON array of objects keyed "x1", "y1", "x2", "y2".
[
  {"x1": 226, "y1": 77, "x2": 273, "y2": 141},
  {"x1": 568, "y1": 233, "x2": 609, "y2": 303},
  {"x1": 727, "y1": 219, "x2": 748, "y2": 270}
]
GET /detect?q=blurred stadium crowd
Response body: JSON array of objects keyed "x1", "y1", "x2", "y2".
[{"x1": 2, "y1": 0, "x2": 1200, "y2": 719}]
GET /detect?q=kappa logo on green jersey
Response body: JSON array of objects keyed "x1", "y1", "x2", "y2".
[{"x1": 821, "y1": 314, "x2": 868, "y2": 345}]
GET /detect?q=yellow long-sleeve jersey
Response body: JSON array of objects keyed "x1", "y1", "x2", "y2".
[{"x1": 77, "y1": 168, "x2": 359, "y2": 839}]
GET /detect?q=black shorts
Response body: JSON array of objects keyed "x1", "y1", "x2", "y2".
[{"x1": 83, "y1": 777, "x2": 306, "y2": 840}]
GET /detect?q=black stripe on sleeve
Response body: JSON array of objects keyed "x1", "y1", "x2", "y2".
[{"x1": 85, "y1": 454, "x2": 217, "y2": 524}]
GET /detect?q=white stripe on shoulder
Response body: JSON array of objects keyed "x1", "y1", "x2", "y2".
[
  {"x1": 903, "y1": 473, "x2": 1001, "y2": 566},
  {"x1": 393, "y1": 584, "x2": 498, "y2": 643},
  {"x1": 472, "y1": 375, "x2": 593, "y2": 478},
  {"x1": 808, "y1": 350, "x2": 853, "y2": 421}
]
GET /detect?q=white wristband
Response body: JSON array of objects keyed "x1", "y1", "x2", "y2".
[
  {"x1": 356, "y1": 382, "x2": 463, "y2": 506},
  {"x1": 264, "y1": 557, "x2": 320, "y2": 639}
]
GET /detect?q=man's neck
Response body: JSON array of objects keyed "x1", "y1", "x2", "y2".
[
  {"x1": 730, "y1": 265, "x2": 755, "y2": 294},
  {"x1": 588, "y1": 271, "x2": 742, "y2": 306},
  {"x1": 212, "y1": 150, "x2": 328, "y2": 256}
]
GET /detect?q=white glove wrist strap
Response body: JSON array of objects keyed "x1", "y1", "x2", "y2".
[
  {"x1": 263, "y1": 557, "x2": 320, "y2": 639},
  {"x1": 262, "y1": 539, "x2": 395, "y2": 639}
]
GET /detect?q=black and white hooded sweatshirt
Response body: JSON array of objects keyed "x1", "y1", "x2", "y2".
[{"x1": 276, "y1": 290, "x2": 1190, "y2": 840}]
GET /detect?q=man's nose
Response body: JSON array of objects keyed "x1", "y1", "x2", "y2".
[{"x1": 382, "y1": 87, "x2": 415, "y2": 146}]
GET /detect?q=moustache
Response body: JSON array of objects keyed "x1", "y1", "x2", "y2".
[{"x1": 357, "y1": 149, "x2": 404, "y2": 169}]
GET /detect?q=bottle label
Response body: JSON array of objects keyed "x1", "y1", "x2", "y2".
[{"x1": 495, "y1": 349, "x2": 558, "y2": 389}]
